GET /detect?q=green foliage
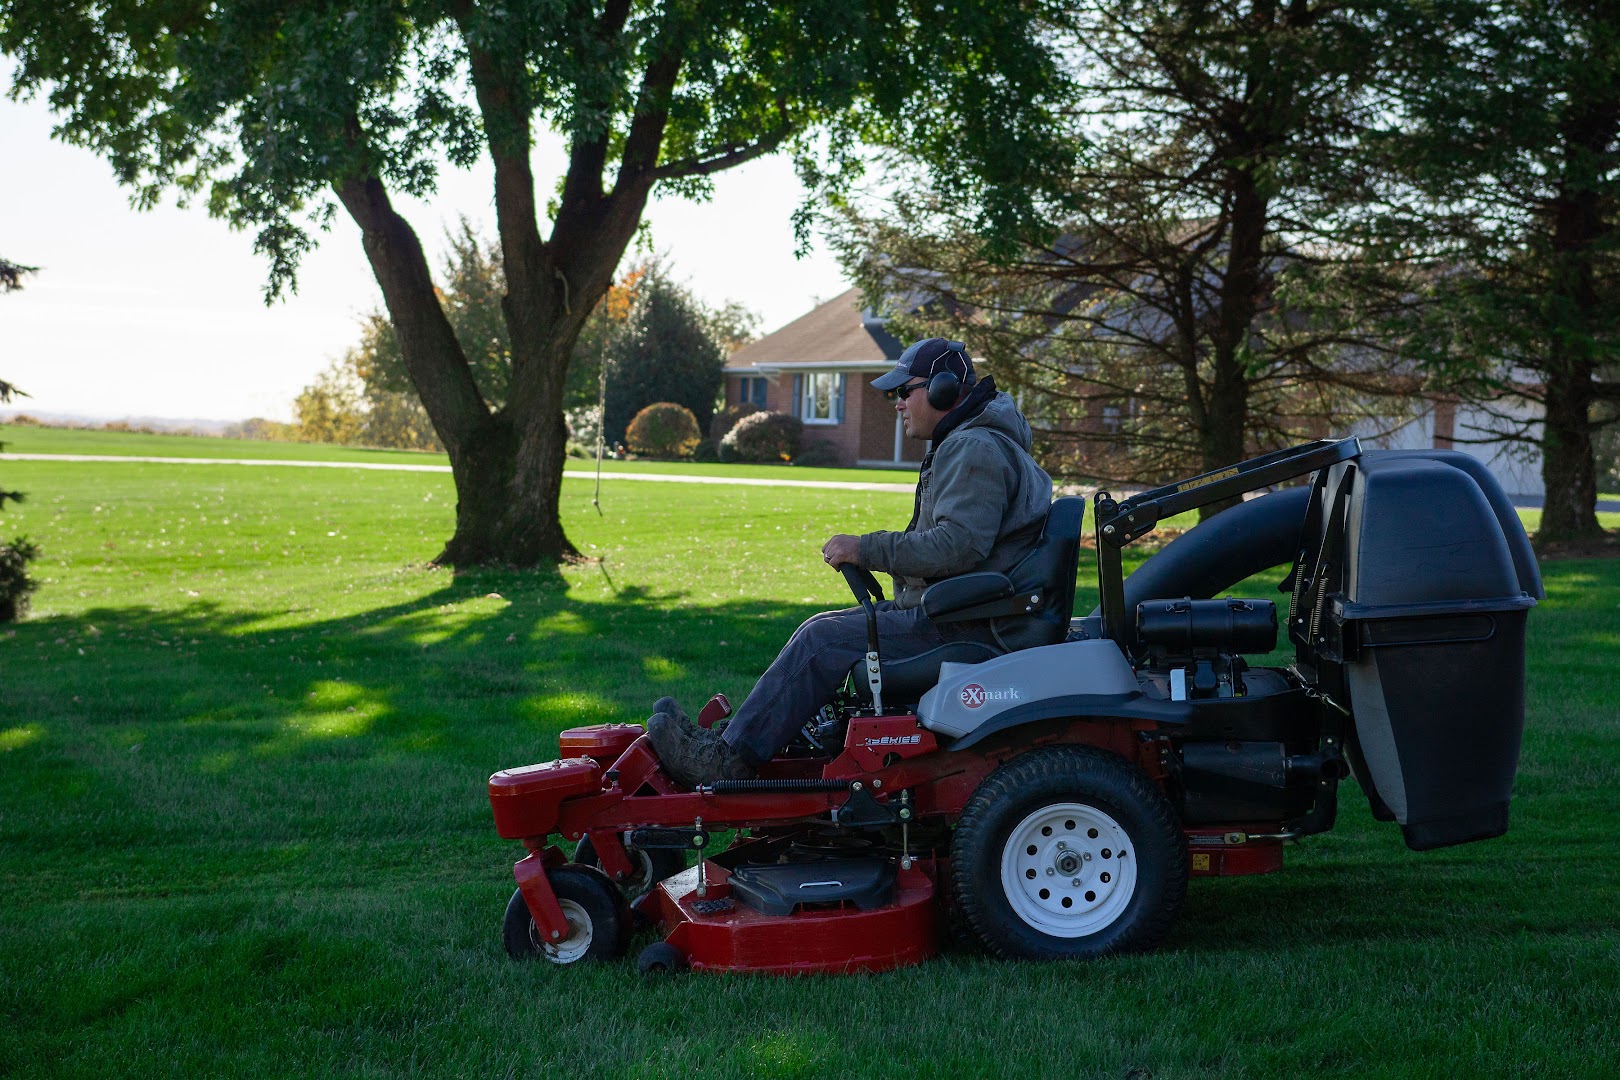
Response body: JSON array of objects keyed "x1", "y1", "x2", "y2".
[
  {"x1": 720, "y1": 410, "x2": 801, "y2": 463},
  {"x1": 1, "y1": 0, "x2": 1076, "y2": 563},
  {"x1": 791, "y1": 440, "x2": 840, "y2": 468},
  {"x1": 1367, "y1": 0, "x2": 1620, "y2": 538},
  {"x1": 602, "y1": 265, "x2": 728, "y2": 445},
  {"x1": 709, "y1": 402, "x2": 764, "y2": 446},
  {"x1": 625, "y1": 402, "x2": 701, "y2": 458},
  {"x1": 294, "y1": 351, "x2": 441, "y2": 451},
  {"x1": 0, "y1": 535, "x2": 40, "y2": 622},
  {"x1": 835, "y1": 0, "x2": 1403, "y2": 492}
]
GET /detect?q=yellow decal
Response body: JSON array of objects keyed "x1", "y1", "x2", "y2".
[
  {"x1": 1177, "y1": 467, "x2": 1239, "y2": 494},
  {"x1": 1191, "y1": 853, "x2": 1212, "y2": 872}
]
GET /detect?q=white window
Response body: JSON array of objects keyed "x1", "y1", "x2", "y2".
[{"x1": 799, "y1": 372, "x2": 845, "y2": 425}]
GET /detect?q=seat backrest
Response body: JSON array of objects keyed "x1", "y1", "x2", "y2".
[{"x1": 995, "y1": 496, "x2": 1086, "y2": 650}]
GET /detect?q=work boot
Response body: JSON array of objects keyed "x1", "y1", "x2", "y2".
[
  {"x1": 652, "y1": 696, "x2": 691, "y2": 727},
  {"x1": 647, "y1": 711, "x2": 758, "y2": 789}
]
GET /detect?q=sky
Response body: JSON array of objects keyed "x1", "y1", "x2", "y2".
[{"x1": 0, "y1": 95, "x2": 852, "y2": 424}]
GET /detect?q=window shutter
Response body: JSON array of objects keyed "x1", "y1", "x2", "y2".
[
  {"x1": 793, "y1": 374, "x2": 803, "y2": 419},
  {"x1": 834, "y1": 375, "x2": 846, "y2": 423}
]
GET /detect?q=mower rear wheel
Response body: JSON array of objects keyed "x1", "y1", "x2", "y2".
[
  {"x1": 951, "y1": 746, "x2": 1186, "y2": 961},
  {"x1": 502, "y1": 865, "x2": 632, "y2": 964},
  {"x1": 575, "y1": 835, "x2": 686, "y2": 902}
]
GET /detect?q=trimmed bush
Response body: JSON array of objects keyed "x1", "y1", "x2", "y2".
[
  {"x1": 792, "y1": 441, "x2": 841, "y2": 468},
  {"x1": 626, "y1": 402, "x2": 702, "y2": 458},
  {"x1": 720, "y1": 410, "x2": 802, "y2": 463},
  {"x1": 0, "y1": 536, "x2": 40, "y2": 622},
  {"x1": 709, "y1": 402, "x2": 764, "y2": 445}
]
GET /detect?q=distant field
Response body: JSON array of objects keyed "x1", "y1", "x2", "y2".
[
  {"x1": 0, "y1": 424, "x2": 915, "y2": 485},
  {"x1": 0, "y1": 451, "x2": 1615, "y2": 1078}
]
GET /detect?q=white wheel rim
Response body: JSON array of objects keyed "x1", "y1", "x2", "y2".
[
  {"x1": 620, "y1": 848, "x2": 659, "y2": 900},
  {"x1": 531, "y1": 899, "x2": 593, "y2": 964},
  {"x1": 999, "y1": 802, "x2": 1137, "y2": 938}
]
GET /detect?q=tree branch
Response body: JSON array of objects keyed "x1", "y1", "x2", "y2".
[{"x1": 651, "y1": 128, "x2": 793, "y2": 181}]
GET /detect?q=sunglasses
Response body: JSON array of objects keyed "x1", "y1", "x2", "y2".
[{"x1": 884, "y1": 380, "x2": 930, "y2": 403}]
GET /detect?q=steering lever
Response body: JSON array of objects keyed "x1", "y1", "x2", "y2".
[{"x1": 837, "y1": 563, "x2": 886, "y2": 713}]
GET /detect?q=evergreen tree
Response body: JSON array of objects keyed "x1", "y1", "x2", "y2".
[
  {"x1": 1374, "y1": 0, "x2": 1620, "y2": 542},
  {"x1": 836, "y1": 0, "x2": 1401, "y2": 515},
  {"x1": 602, "y1": 265, "x2": 727, "y2": 445}
]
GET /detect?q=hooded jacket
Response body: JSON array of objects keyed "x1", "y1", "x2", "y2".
[{"x1": 857, "y1": 377, "x2": 1054, "y2": 610}]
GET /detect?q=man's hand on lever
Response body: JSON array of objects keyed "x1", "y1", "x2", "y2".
[{"x1": 821, "y1": 534, "x2": 860, "y2": 568}]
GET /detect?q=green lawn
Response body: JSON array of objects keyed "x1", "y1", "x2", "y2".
[
  {"x1": 0, "y1": 424, "x2": 915, "y2": 485},
  {"x1": 1, "y1": 455, "x2": 1616, "y2": 1078}
]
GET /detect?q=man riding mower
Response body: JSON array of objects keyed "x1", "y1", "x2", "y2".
[{"x1": 488, "y1": 344, "x2": 1542, "y2": 974}]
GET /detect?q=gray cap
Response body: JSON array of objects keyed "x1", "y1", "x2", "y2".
[{"x1": 871, "y1": 337, "x2": 975, "y2": 391}]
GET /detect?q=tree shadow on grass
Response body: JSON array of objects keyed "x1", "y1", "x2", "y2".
[{"x1": 0, "y1": 562, "x2": 838, "y2": 870}]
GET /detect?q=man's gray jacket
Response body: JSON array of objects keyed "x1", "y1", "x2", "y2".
[{"x1": 857, "y1": 380, "x2": 1054, "y2": 610}]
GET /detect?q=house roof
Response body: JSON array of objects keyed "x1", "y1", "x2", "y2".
[{"x1": 726, "y1": 287, "x2": 905, "y2": 372}]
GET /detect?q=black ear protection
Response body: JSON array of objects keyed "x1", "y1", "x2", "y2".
[{"x1": 925, "y1": 342, "x2": 970, "y2": 409}]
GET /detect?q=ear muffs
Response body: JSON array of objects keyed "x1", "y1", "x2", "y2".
[
  {"x1": 926, "y1": 370, "x2": 961, "y2": 410},
  {"x1": 925, "y1": 341, "x2": 971, "y2": 409}
]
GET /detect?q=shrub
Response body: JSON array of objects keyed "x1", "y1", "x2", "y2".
[
  {"x1": 720, "y1": 410, "x2": 802, "y2": 463},
  {"x1": 691, "y1": 439, "x2": 720, "y2": 462},
  {"x1": 626, "y1": 402, "x2": 702, "y2": 458},
  {"x1": 709, "y1": 402, "x2": 764, "y2": 445},
  {"x1": 792, "y1": 441, "x2": 841, "y2": 468},
  {"x1": 0, "y1": 536, "x2": 40, "y2": 622}
]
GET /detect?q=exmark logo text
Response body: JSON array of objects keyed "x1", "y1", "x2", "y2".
[
  {"x1": 960, "y1": 683, "x2": 1020, "y2": 709},
  {"x1": 862, "y1": 734, "x2": 922, "y2": 747}
]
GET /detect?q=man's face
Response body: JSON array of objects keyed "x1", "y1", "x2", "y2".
[{"x1": 892, "y1": 380, "x2": 952, "y2": 441}]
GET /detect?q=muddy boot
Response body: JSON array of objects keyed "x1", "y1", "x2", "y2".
[
  {"x1": 652, "y1": 696, "x2": 691, "y2": 727},
  {"x1": 647, "y1": 711, "x2": 759, "y2": 789}
]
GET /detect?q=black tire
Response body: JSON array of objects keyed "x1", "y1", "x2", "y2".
[
  {"x1": 574, "y1": 835, "x2": 687, "y2": 901},
  {"x1": 950, "y1": 746, "x2": 1186, "y2": 961},
  {"x1": 635, "y1": 941, "x2": 688, "y2": 975},
  {"x1": 502, "y1": 865, "x2": 632, "y2": 964}
]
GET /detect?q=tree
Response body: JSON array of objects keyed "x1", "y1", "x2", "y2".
[
  {"x1": 835, "y1": 0, "x2": 1405, "y2": 515},
  {"x1": 602, "y1": 263, "x2": 726, "y2": 444},
  {"x1": 1, "y1": 255, "x2": 35, "y2": 412},
  {"x1": 3, "y1": 1, "x2": 1072, "y2": 565},
  {"x1": 1, "y1": 254, "x2": 37, "y2": 506},
  {"x1": 1373, "y1": 0, "x2": 1620, "y2": 542}
]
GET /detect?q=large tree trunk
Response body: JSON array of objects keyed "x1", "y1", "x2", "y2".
[
  {"x1": 1534, "y1": 77, "x2": 1617, "y2": 543},
  {"x1": 329, "y1": 20, "x2": 679, "y2": 567},
  {"x1": 1194, "y1": 165, "x2": 1268, "y2": 520},
  {"x1": 1538, "y1": 361, "x2": 1601, "y2": 542}
]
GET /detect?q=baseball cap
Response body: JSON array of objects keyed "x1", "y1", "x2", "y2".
[{"x1": 870, "y1": 337, "x2": 975, "y2": 392}]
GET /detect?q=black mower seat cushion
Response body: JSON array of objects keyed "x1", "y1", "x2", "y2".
[{"x1": 852, "y1": 640, "x2": 1001, "y2": 705}]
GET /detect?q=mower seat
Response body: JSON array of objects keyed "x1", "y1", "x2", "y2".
[
  {"x1": 851, "y1": 640, "x2": 1001, "y2": 705},
  {"x1": 849, "y1": 497, "x2": 1086, "y2": 704}
]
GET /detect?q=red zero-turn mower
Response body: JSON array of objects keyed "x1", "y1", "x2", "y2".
[{"x1": 488, "y1": 438, "x2": 1543, "y2": 974}]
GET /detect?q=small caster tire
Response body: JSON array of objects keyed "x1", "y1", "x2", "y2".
[
  {"x1": 636, "y1": 941, "x2": 688, "y2": 975},
  {"x1": 503, "y1": 864, "x2": 632, "y2": 964}
]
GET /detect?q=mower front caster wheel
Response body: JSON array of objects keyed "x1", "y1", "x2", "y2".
[
  {"x1": 636, "y1": 941, "x2": 688, "y2": 975},
  {"x1": 951, "y1": 746, "x2": 1187, "y2": 961},
  {"x1": 503, "y1": 865, "x2": 632, "y2": 964}
]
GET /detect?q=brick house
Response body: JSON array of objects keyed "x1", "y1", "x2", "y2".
[{"x1": 723, "y1": 288, "x2": 925, "y2": 468}]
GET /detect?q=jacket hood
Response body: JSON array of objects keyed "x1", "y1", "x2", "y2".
[{"x1": 933, "y1": 376, "x2": 1034, "y2": 452}]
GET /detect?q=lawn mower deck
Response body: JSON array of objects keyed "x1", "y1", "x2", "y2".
[{"x1": 489, "y1": 438, "x2": 1543, "y2": 973}]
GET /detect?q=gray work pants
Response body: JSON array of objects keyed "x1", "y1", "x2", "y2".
[{"x1": 720, "y1": 601, "x2": 948, "y2": 762}]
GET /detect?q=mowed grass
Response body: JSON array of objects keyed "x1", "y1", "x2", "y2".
[
  {"x1": 0, "y1": 452, "x2": 1616, "y2": 1079},
  {"x1": 0, "y1": 424, "x2": 915, "y2": 485}
]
